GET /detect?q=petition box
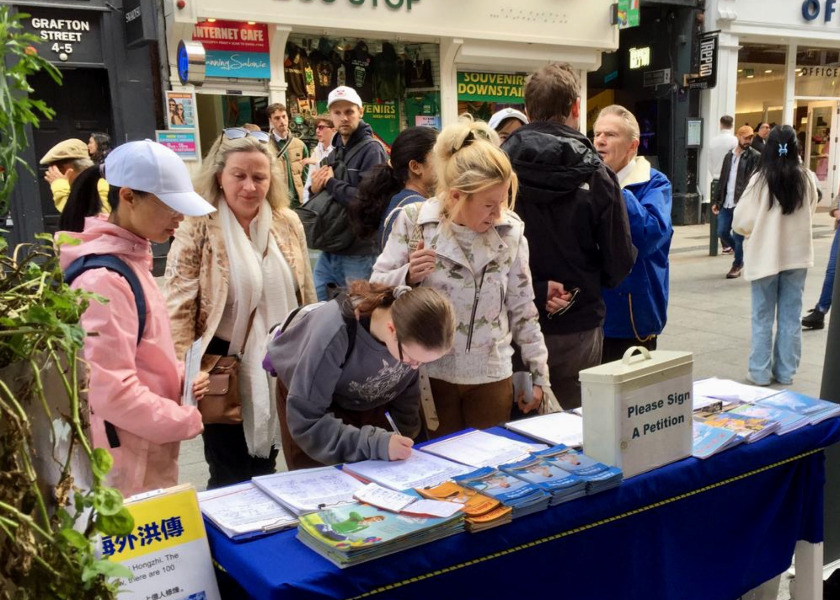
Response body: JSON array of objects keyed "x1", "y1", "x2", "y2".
[{"x1": 580, "y1": 347, "x2": 693, "y2": 478}]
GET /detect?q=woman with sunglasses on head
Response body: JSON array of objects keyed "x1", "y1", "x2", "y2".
[
  {"x1": 267, "y1": 281, "x2": 455, "y2": 469},
  {"x1": 733, "y1": 125, "x2": 819, "y2": 386},
  {"x1": 371, "y1": 116, "x2": 550, "y2": 438},
  {"x1": 164, "y1": 128, "x2": 316, "y2": 488},
  {"x1": 57, "y1": 140, "x2": 216, "y2": 497}
]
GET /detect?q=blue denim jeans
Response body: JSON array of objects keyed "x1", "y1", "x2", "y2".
[
  {"x1": 749, "y1": 268, "x2": 808, "y2": 385},
  {"x1": 313, "y1": 252, "x2": 377, "y2": 301},
  {"x1": 717, "y1": 206, "x2": 744, "y2": 267},
  {"x1": 817, "y1": 226, "x2": 839, "y2": 312}
]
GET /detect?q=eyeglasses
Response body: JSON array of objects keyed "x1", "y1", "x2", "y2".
[
  {"x1": 315, "y1": 124, "x2": 333, "y2": 131},
  {"x1": 222, "y1": 127, "x2": 270, "y2": 143},
  {"x1": 397, "y1": 338, "x2": 425, "y2": 368},
  {"x1": 547, "y1": 287, "x2": 581, "y2": 319}
]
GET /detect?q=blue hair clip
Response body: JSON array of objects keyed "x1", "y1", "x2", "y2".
[{"x1": 778, "y1": 143, "x2": 788, "y2": 157}]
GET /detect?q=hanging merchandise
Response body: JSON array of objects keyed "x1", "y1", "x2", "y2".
[
  {"x1": 345, "y1": 41, "x2": 375, "y2": 101},
  {"x1": 405, "y1": 46, "x2": 434, "y2": 89},
  {"x1": 405, "y1": 92, "x2": 441, "y2": 128},
  {"x1": 309, "y1": 38, "x2": 344, "y2": 98},
  {"x1": 372, "y1": 42, "x2": 405, "y2": 101},
  {"x1": 285, "y1": 42, "x2": 310, "y2": 100}
]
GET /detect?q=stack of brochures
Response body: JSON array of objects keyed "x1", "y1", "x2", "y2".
[
  {"x1": 700, "y1": 412, "x2": 779, "y2": 443},
  {"x1": 415, "y1": 481, "x2": 512, "y2": 532},
  {"x1": 531, "y1": 445, "x2": 623, "y2": 494},
  {"x1": 418, "y1": 430, "x2": 543, "y2": 469},
  {"x1": 253, "y1": 466, "x2": 364, "y2": 515},
  {"x1": 198, "y1": 482, "x2": 298, "y2": 540},
  {"x1": 504, "y1": 412, "x2": 584, "y2": 448},
  {"x1": 342, "y1": 450, "x2": 473, "y2": 491},
  {"x1": 499, "y1": 456, "x2": 587, "y2": 505},
  {"x1": 453, "y1": 467, "x2": 550, "y2": 518},
  {"x1": 692, "y1": 421, "x2": 742, "y2": 459},
  {"x1": 296, "y1": 501, "x2": 465, "y2": 568},
  {"x1": 729, "y1": 403, "x2": 809, "y2": 435},
  {"x1": 757, "y1": 390, "x2": 840, "y2": 424}
]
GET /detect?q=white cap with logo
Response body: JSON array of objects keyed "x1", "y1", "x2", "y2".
[
  {"x1": 488, "y1": 108, "x2": 529, "y2": 132},
  {"x1": 327, "y1": 86, "x2": 363, "y2": 109},
  {"x1": 105, "y1": 140, "x2": 215, "y2": 217}
]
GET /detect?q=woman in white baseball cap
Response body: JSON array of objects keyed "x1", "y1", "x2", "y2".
[
  {"x1": 57, "y1": 140, "x2": 216, "y2": 497},
  {"x1": 164, "y1": 131, "x2": 317, "y2": 489}
]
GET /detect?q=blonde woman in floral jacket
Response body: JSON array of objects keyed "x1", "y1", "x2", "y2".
[
  {"x1": 371, "y1": 116, "x2": 549, "y2": 437},
  {"x1": 164, "y1": 131, "x2": 316, "y2": 488}
]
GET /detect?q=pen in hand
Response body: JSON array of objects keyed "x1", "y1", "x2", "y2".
[{"x1": 384, "y1": 411, "x2": 402, "y2": 436}]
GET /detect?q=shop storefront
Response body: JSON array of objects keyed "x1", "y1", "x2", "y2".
[
  {"x1": 8, "y1": 0, "x2": 161, "y2": 249},
  {"x1": 701, "y1": 0, "x2": 840, "y2": 205},
  {"x1": 163, "y1": 0, "x2": 619, "y2": 163}
]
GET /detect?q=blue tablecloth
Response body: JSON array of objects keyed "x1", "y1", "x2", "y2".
[{"x1": 206, "y1": 419, "x2": 840, "y2": 600}]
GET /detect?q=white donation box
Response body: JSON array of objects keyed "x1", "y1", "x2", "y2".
[{"x1": 580, "y1": 347, "x2": 693, "y2": 478}]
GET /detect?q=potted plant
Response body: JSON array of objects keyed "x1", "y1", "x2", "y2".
[{"x1": 0, "y1": 7, "x2": 133, "y2": 598}]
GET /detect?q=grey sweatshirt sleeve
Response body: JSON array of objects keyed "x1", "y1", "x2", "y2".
[
  {"x1": 270, "y1": 310, "x2": 392, "y2": 465},
  {"x1": 384, "y1": 371, "x2": 421, "y2": 439}
]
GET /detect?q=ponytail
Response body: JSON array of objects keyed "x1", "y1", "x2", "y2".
[
  {"x1": 350, "y1": 164, "x2": 403, "y2": 239},
  {"x1": 59, "y1": 166, "x2": 103, "y2": 232},
  {"x1": 346, "y1": 280, "x2": 455, "y2": 352}
]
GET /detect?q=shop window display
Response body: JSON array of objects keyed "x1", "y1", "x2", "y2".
[{"x1": 283, "y1": 37, "x2": 441, "y2": 149}]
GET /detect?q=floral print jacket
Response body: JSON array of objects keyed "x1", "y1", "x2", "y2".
[{"x1": 371, "y1": 198, "x2": 549, "y2": 387}]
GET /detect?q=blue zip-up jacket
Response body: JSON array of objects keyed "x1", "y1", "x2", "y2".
[{"x1": 603, "y1": 157, "x2": 673, "y2": 339}]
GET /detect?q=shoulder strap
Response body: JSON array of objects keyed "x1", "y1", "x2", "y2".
[
  {"x1": 381, "y1": 195, "x2": 425, "y2": 250},
  {"x1": 65, "y1": 254, "x2": 146, "y2": 346},
  {"x1": 276, "y1": 299, "x2": 357, "y2": 367},
  {"x1": 341, "y1": 136, "x2": 378, "y2": 165}
]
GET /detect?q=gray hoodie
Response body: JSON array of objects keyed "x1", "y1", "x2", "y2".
[{"x1": 268, "y1": 300, "x2": 420, "y2": 464}]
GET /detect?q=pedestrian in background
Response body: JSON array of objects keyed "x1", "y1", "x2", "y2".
[
  {"x1": 349, "y1": 126, "x2": 438, "y2": 250},
  {"x1": 302, "y1": 114, "x2": 336, "y2": 204},
  {"x1": 802, "y1": 194, "x2": 840, "y2": 330},
  {"x1": 88, "y1": 131, "x2": 111, "y2": 165},
  {"x1": 372, "y1": 116, "x2": 550, "y2": 436},
  {"x1": 593, "y1": 105, "x2": 673, "y2": 363},
  {"x1": 733, "y1": 125, "x2": 819, "y2": 386},
  {"x1": 164, "y1": 129, "x2": 316, "y2": 488}
]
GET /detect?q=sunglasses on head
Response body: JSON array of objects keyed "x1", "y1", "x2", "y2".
[
  {"x1": 547, "y1": 287, "x2": 581, "y2": 319},
  {"x1": 316, "y1": 124, "x2": 333, "y2": 130},
  {"x1": 222, "y1": 127, "x2": 270, "y2": 143}
]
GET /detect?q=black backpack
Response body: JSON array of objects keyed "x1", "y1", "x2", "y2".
[{"x1": 65, "y1": 254, "x2": 148, "y2": 448}]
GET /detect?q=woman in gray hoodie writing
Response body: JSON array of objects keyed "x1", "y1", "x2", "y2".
[{"x1": 268, "y1": 281, "x2": 455, "y2": 469}]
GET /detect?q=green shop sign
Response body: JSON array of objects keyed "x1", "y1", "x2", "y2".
[
  {"x1": 457, "y1": 72, "x2": 525, "y2": 104},
  {"x1": 617, "y1": 0, "x2": 640, "y2": 29},
  {"x1": 315, "y1": 100, "x2": 400, "y2": 147}
]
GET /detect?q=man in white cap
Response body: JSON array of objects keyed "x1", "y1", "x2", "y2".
[
  {"x1": 40, "y1": 138, "x2": 109, "y2": 213},
  {"x1": 488, "y1": 108, "x2": 528, "y2": 144},
  {"x1": 309, "y1": 85, "x2": 389, "y2": 300}
]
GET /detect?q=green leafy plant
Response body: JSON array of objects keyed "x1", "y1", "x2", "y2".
[
  {"x1": 0, "y1": 6, "x2": 61, "y2": 217},
  {"x1": 0, "y1": 234, "x2": 135, "y2": 598}
]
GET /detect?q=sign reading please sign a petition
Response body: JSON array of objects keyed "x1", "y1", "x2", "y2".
[{"x1": 192, "y1": 20, "x2": 270, "y2": 79}]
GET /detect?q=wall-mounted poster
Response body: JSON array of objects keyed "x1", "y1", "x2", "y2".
[{"x1": 166, "y1": 90, "x2": 196, "y2": 129}]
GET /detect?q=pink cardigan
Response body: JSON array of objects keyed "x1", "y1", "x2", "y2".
[{"x1": 58, "y1": 217, "x2": 202, "y2": 497}]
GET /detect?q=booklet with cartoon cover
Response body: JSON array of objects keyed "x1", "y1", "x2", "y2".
[
  {"x1": 452, "y1": 466, "x2": 550, "y2": 518},
  {"x1": 415, "y1": 481, "x2": 512, "y2": 532},
  {"x1": 729, "y1": 402, "x2": 809, "y2": 435},
  {"x1": 531, "y1": 445, "x2": 623, "y2": 493},
  {"x1": 701, "y1": 412, "x2": 779, "y2": 442},
  {"x1": 499, "y1": 456, "x2": 586, "y2": 505},
  {"x1": 692, "y1": 421, "x2": 742, "y2": 459},
  {"x1": 296, "y1": 501, "x2": 464, "y2": 567}
]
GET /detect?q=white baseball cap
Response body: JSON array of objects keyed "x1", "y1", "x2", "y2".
[
  {"x1": 488, "y1": 108, "x2": 529, "y2": 131},
  {"x1": 104, "y1": 140, "x2": 215, "y2": 217},
  {"x1": 327, "y1": 86, "x2": 363, "y2": 109}
]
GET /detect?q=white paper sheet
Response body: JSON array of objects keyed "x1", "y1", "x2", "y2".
[
  {"x1": 182, "y1": 338, "x2": 203, "y2": 407},
  {"x1": 418, "y1": 430, "x2": 538, "y2": 468},
  {"x1": 342, "y1": 449, "x2": 473, "y2": 491},
  {"x1": 693, "y1": 377, "x2": 778, "y2": 404},
  {"x1": 353, "y1": 483, "x2": 416, "y2": 512},
  {"x1": 252, "y1": 467, "x2": 364, "y2": 515},
  {"x1": 504, "y1": 412, "x2": 583, "y2": 447},
  {"x1": 198, "y1": 483, "x2": 296, "y2": 536}
]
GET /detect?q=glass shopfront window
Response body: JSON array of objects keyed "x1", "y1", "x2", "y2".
[
  {"x1": 735, "y1": 43, "x2": 786, "y2": 129},
  {"x1": 795, "y1": 47, "x2": 840, "y2": 98}
]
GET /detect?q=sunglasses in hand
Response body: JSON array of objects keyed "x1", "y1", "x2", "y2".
[{"x1": 547, "y1": 287, "x2": 580, "y2": 319}]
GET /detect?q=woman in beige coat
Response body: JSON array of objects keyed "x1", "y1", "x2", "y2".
[{"x1": 164, "y1": 130, "x2": 316, "y2": 488}]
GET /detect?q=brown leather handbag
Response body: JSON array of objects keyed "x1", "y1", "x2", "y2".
[{"x1": 198, "y1": 308, "x2": 258, "y2": 425}]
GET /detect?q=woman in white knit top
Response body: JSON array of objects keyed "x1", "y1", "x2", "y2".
[{"x1": 733, "y1": 125, "x2": 819, "y2": 386}]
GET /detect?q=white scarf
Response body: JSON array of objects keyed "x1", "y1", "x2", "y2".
[{"x1": 219, "y1": 199, "x2": 298, "y2": 457}]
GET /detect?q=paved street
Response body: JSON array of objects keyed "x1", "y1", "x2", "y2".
[{"x1": 178, "y1": 214, "x2": 838, "y2": 490}]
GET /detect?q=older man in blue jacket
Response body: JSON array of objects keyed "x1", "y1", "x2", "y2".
[{"x1": 593, "y1": 105, "x2": 673, "y2": 363}]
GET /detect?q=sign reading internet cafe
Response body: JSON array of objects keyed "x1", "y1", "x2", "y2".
[{"x1": 457, "y1": 72, "x2": 525, "y2": 104}]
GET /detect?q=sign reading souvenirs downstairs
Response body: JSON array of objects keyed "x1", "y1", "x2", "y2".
[{"x1": 457, "y1": 72, "x2": 525, "y2": 104}]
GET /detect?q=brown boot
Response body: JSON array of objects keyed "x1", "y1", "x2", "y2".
[{"x1": 726, "y1": 265, "x2": 742, "y2": 279}]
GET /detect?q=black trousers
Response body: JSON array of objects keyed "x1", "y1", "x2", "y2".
[{"x1": 202, "y1": 336, "x2": 278, "y2": 490}]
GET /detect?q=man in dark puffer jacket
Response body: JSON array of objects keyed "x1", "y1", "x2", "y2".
[{"x1": 503, "y1": 62, "x2": 635, "y2": 409}]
